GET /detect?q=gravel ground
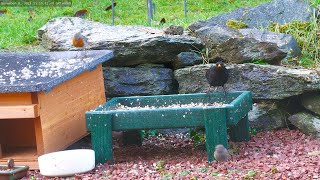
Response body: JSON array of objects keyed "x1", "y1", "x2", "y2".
[{"x1": 25, "y1": 129, "x2": 320, "y2": 179}]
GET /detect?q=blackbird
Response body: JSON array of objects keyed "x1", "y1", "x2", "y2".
[
  {"x1": 214, "y1": 144, "x2": 230, "y2": 162},
  {"x1": 205, "y1": 59, "x2": 229, "y2": 95}
]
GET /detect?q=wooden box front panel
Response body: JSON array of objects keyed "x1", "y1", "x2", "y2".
[
  {"x1": 37, "y1": 65, "x2": 106, "y2": 153},
  {"x1": 0, "y1": 92, "x2": 36, "y2": 148},
  {"x1": 0, "y1": 93, "x2": 32, "y2": 105}
]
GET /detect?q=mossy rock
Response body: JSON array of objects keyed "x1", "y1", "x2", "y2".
[{"x1": 226, "y1": 19, "x2": 248, "y2": 29}]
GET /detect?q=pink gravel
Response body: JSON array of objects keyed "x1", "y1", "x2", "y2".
[{"x1": 25, "y1": 129, "x2": 320, "y2": 179}]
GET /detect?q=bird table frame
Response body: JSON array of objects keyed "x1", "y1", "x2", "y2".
[
  {"x1": 0, "y1": 50, "x2": 113, "y2": 169},
  {"x1": 86, "y1": 91, "x2": 252, "y2": 164}
]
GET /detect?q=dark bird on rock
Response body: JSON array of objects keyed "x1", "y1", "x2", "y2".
[
  {"x1": 205, "y1": 58, "x2": 229, "y2": 95},
  {"x1": 214, "y1": 144, "x2": 230, "y2": 162}
]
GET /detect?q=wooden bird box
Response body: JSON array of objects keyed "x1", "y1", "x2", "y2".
[{"x1": 0, "y1": 50, "x2": 113, "y2": 169}]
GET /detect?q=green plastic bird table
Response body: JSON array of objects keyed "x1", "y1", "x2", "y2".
[{"x1": 86, "y1": 91, "x2": 252, "y2": 164}]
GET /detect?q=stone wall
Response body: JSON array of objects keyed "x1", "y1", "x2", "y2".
[{"x1": 38, "y1": 0, "x2": 320, "y2": 136}]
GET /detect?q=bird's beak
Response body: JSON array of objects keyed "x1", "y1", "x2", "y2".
[{"x1": 217, "y1": 64, "x2": 222, "y2": 68}]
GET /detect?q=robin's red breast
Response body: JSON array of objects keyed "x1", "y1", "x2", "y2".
[{"x1": 72, "y1": 32, "x2": 87, "y2": 48}]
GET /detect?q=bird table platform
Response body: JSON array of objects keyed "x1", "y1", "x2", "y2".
[
  {"x1": 86, "y1": 91, "x2": 252, "y2": 164},
  {"x1": 0, "y1": 50, "x2": 113, "y2": 169}
]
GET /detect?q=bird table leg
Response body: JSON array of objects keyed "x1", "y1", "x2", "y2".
[
  {"x1": 229, "y1": 115, "x2": 250, "y2": 142},
  {"x1": 204, "y1": 108, "x2": 228, "y2": 163},
  {"x1": 90, "y1": 114, "x2": 114, "y2": 164}
]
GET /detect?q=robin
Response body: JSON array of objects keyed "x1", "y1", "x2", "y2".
[{"x1": 72, "y1": 31, "x2": 88, "y2": 57}]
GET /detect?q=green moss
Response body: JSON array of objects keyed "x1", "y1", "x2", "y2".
[
  {"x1": 268, "y1": 21, "x2": 312, "y2": 33},
  {"x1": 251, "y1": 58, "x2": 269, "y2": 65},
  {"x1": 268, "y1": 20, "x2": 319, "y2": 67},
  {"x1": 226, "y1": 19, "x2": 248, "y2": 29}
]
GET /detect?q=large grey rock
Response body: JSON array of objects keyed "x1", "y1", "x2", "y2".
[
  {"x1": 288, "y1": 112, "x2": 320, "y2": 137},
  {"x1": 174, "y1": 63, "x2": 320, "y2": 99},
  {"x1": 136, "y1": 63, "x2": 165, "y2": 68},
  {"x1": 210, "y1": 37, "x2": 287, "y2": 65},
  {"x1": 301, "y1": 92, "x2": 320, "y2": 116},
  {"x1": 248, "y1": 101, "x2": 288, "y2": 131},
  {"x1": 194, "y1": 25, "x2": 241, "y2": 49},
  {"x1": 189, "y1": 0, "x2": 315, "y2": 31},
  {"x1": 193, "y1": 25, "x2": 297, "y2": 64},
  {"x1": 172, "y1": 52, "x2": 203, "y2": 70},
  {"x1": 103, "y1": 67, "x2": 176, "y2": 97},
  {"x1": 239, "y1": 29, "x2": 301, "y2": 59},
  {"x1": 38, "y1": 17, "x2": 203, "y2": 67}
]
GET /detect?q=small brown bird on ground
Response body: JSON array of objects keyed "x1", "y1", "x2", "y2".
[
  {"x1": 28, "y1": 8, "x2": 35, "y2": 21},
  {"x1": 105, "y1": 2, "x2": 117, "y2": 11},
  {"x1": 7, "y1": 158, "x2": 14, "y2": 169},
  {"x1": 0, "y1": 9, "x2": 8, "y2": 15},
  {"x1": 28, "y1": 16, "x2": 33, "y2": 22},
  {"x1": 160, "y1": 18, "x2": 166, "y2": 25},
  {"x1": 74, "y1": 9, "x2": 88, "y2": 18},
  {"x1": 214, "y1": 144, "x2": 230, "y2": 162},
  {"x1": 205, "y1": 58, "x2": 229, "y2": 95},
  {"x1": 72, "y1": 31, "x2": 89, "y2": 57}
]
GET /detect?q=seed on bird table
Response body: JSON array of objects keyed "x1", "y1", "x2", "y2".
[{"x1": 114, "y1": 102, "x2": 227, "y2": 110}]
